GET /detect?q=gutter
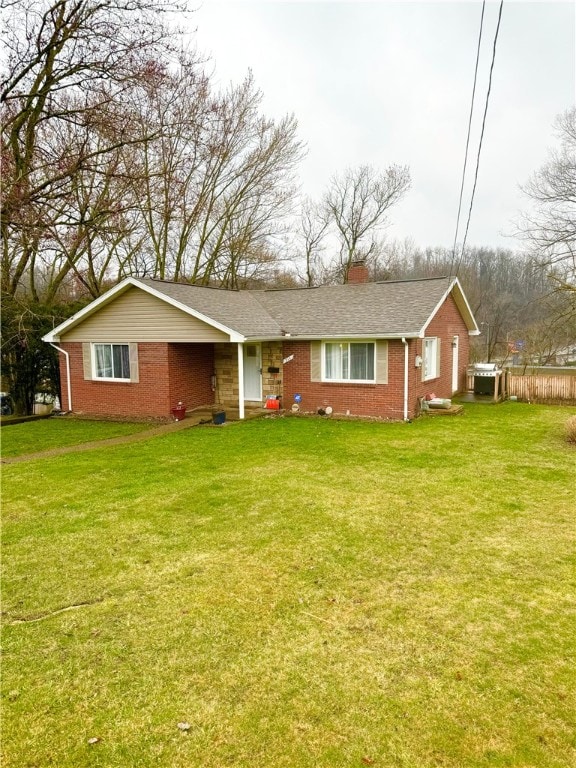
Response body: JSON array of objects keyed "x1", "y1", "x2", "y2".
[
  {"x1": 49, "y1": 343, "x2": 72, "y2": 412},
  {"x1": 402, "y1": 337, "x2": 409, "y2": 421}
]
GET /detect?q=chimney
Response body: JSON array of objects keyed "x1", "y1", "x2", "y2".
[{"x1": 347, "y1": 260, "x2": 369, "y2": 284}]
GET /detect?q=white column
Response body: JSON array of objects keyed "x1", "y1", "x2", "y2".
[{"x1": 237, "y1": 343, "x2": 245, "y2": 419}]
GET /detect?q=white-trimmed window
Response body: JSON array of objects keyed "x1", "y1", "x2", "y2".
[
  {"x1": 423, "y1": 337, "x2": 440, "y2": 380},
  {"x1": 323, "y1": 341, "x2": 375, "y2": 383},
  {"x1": 92, "y1": 343, "x2": 131, "y2": 381}
]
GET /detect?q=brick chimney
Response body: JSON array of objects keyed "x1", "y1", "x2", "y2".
[{"x1": 347, "y1": 260, "x2": 369, "y2": 284}]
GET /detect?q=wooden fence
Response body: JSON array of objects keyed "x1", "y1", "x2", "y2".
[{"x1": 466, "y1": 368, "x2": 576, "y2": 405}]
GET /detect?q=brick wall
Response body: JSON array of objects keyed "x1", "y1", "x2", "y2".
[
  {"x1": 281, "y1": 295, "x2": 471, "y2": 420},
  {"x1": 167, "y1": 343, "x2": 215, "y2": 412},
  {"x1": 411, "y1": 294, "x2": 471, "y2": 408},
  {"x1": 281, "y1": 340, "x2": 407, "y2": 419},
  {"x1": 57, "y1": 295, "x2": 470, "y2": 420},
  {"x1": 59, "y1": 341, "x2": 215, "y2": 419}
]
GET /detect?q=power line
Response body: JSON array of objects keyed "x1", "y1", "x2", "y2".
[
  {"x1": 456, "y1": 0, "x2": 505, "y2": 273},
  {"x1": 450, "y1": 0, "x2": 486, "y2": 272}
]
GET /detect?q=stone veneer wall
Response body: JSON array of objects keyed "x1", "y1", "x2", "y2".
[
  {"x1": 213, "y1": 344, "x2": 238, "y2": 407},
  {"x1": 213, "y1": 341, "x2": 284, "y2": 407},
  {"x1": 261, "y1": 341, "x2": 284, "y2": 402}
]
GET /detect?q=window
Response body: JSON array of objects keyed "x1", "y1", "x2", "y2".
[
  {"x1": 324, "y1": 342, "x2": 375, "y2": 382},
  {"x1": 93, "y1": 343, "x2": 131, "y2": 380},
  {"x1": 423, "y1": 337, "x2": 439, "y2": 380}
]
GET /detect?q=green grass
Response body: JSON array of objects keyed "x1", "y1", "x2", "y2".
[
  {"x1": 0, "y1": 417, "x2": 151, "y2": 458},
  {"x1": 2, "y1": 403, "x2": 575, "y2": 767}
]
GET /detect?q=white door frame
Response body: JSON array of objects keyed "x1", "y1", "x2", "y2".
[
  {"x1": 451, "y1": 335, "x2": 459, "y2": 393},
  {"x1": 243, "y1": 342, "x2": 262, "y2": 402}
]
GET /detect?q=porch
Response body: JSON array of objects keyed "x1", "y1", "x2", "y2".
[{"x1": 179, "y1": 404, "x2": 269, "y2": 425}]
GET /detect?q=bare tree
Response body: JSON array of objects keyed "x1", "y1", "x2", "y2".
[
  {"x1": 186, "y1": 75, "x2": 303, "y2": 287},
  {"x1": 1, "y1": 0, "x2": 186, "y2": 298},
  {"x1": 519, "y1": 108, "x2": 576, "y2": 298},
  {"x1": 122, "y1": 55, "x2": 212, "y2": 282},
  {"x1": 296, "y1": 196, "x2": 329, "y2": 287},
  {"x1": 323, "y1": 164, "x2": 410, "y2": 282}
]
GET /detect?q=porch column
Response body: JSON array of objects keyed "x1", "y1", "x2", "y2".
[{"x1": 237, "y1": 343, "x2": 245, "y2": 419}]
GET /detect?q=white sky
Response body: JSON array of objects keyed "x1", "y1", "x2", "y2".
[{"x1": 189, "y1": 0, "x2": 575, "y2": 252}]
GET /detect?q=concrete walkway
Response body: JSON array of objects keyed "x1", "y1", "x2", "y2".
[{"x1": 1, "y1": 408, "x2": 266, "y2": 465}]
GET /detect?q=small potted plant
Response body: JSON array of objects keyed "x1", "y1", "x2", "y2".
[
  {"x1": 212, "y1": 407, "x2": 226, "y2": 425},
  {"x1": 171, "y1": 401, "x2": 186, "y2": 421}
]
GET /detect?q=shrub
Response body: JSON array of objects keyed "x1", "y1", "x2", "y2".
[{"x1": 566, "y1": 415, "x2": 576, "y2": 444}]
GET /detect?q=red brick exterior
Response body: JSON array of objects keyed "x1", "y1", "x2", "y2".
[
  {"x1": 410, "y1": 294, "x2": 470, "y2": 409},
  {"x1": 59, "y1": 342, "x2": 215, "y2": 419},
  {"x1": 347, "y1": 262, "x2": 370, "y2": 284},
  {"x1": 281, "y1": 339, "x2": 407, "y2": 420},
  {"x1": 167, "y1": 343, "x2": 215, "y2": 413},
  {"x1": 282, "y1": 295, "x2": 470, "y2": 420},
  {"x1": 57, "y1": 295, "x2": 470, "y2": 421}
]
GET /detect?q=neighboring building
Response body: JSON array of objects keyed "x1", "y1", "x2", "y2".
[
  {"x1": 554, "y1": 344, "x2": 576, "y2": 366},
  {"x1": 43, "y1": 267, "x2": 479, "y2": 421}
]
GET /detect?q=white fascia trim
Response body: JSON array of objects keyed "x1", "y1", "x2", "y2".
[
  {"x1": 42, "y1": 278, "x2": 134, "y2": 342},
  {"x1": 420, "y1": 277, "x2": 479, "y2": 336},
  {"x1": 453, "y1": 277, "x2": 480, "y2": 333},
  {"x1": 42, "y1": 277, "x2": 245, "y2": 343},
  {"x1": 273, "y1": 333, "x2": 421, "y2": 341},
  {"x1": 135, "y1": 281, "x2": 244, "y2": 342}
]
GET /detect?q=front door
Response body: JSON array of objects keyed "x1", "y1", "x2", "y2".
[
  {"x1": 243, "y1": 343, "x2": 262, "y2": 401},
  {"x1": 452, "y1": 335, "x2": 459, "y2": 393}
]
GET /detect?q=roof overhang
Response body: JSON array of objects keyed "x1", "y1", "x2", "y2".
[
  {"x1": 420, "y1": 277, "x2": 480, "y2": 337},
  {"x1": 244, "y1": 333, "x2": 422, "y2": 342},
  {"x1": 42, "y1": 277, "x2": 246, "y2": 343}
]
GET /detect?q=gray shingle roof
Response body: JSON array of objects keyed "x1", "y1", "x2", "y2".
[
  {"x1": 139, "y1": 276, "x2": 466, "y2": 339},
  {"x1": 136, "y1": 278, "x2": 282, "y2": 337},
  {"x1": 250, "y1": 279, "x2": 452, "y2": 337}
]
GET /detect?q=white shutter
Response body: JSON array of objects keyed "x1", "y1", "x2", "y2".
[
  {"x1": 82, "y1": 343, "x2": 92, "y2": 380},
  {"x1": 375, "y1": 341, "x2": 388, "y2": 384},
  {"x1": 129, "y1": 343, "x2": 139, "y2": 383},
  {"x1": 310, "y1": 342, "x2": 321, "y2": 382}
]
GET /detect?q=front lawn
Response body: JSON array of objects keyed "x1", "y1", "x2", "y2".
[
  {"x1": 2, "y1": 404, "x2": 575, "y2": 767},
  {"x1": 0, "y1": 416, "x2": 151, "y2": 458}
]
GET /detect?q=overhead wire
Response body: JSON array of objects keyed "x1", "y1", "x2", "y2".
[
  {"x1": 454, "y1": 0, "x2": 505, "y2": 276},
  {"x1": 450, "y1": 0, "x2": 486, "y2": 275}
]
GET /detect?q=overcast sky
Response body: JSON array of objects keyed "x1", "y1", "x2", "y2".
[{"x1": 189, "y1": 1, "x2": 575, "y2": 252}]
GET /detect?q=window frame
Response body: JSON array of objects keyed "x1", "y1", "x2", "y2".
[
  {"x1": 423, "y1": 337, "x2": 439, "y2": 381},
  {"x1": 91, "y1": 343, "x2": 132, "y2": 382},
  {"x1": 321, "y1": 340, "x2": 377, "y2": 384}
]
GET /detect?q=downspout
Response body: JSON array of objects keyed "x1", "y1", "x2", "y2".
[
  {"x1": 402, "y1": 337, "x2": 409, "y2": 422},
  {"x1": 237, "y1": 342, "x2": 245, "y2": 420},
  {"x1": 49, "y1": 343, "x2": 72, "y2": 412}
]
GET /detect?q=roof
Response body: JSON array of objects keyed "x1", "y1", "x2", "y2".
[
  {"x1": 43, "y1": 275, "x2": 479, "y2": 343},
  {"x1": 249, "y1": 278, "x2": 474, "y2": 338}
]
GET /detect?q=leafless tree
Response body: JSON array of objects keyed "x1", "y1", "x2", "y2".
[
  {"x1": 296, "y1": 196, "x2": 329, "y2": 287},
  {"x1": 187, "y1": 75, "x2": 303, "y2": 288},
  {"x1": 1, "y1": 0, "x2": 187, "y2": 298},
  {"x1": 323, "y1": 164, "x2": 411, "y2": 282},
  {"x1": 118, "y1": 69, "x2": 303, "y2": 289},
  {"x1": 519, "y1": 108, "x2": 576, "y2": 299},
  {"x1": 122, "y1": 55, "x2": 212, "y2": 282}
]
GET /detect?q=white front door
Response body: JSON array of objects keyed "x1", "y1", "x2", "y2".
[
  {"x1": 243, "y1": 343, "x2": 262, "y2": 401},
  {"x1": 452, "y1": 335, "x2": 459, "y2": 393}
]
